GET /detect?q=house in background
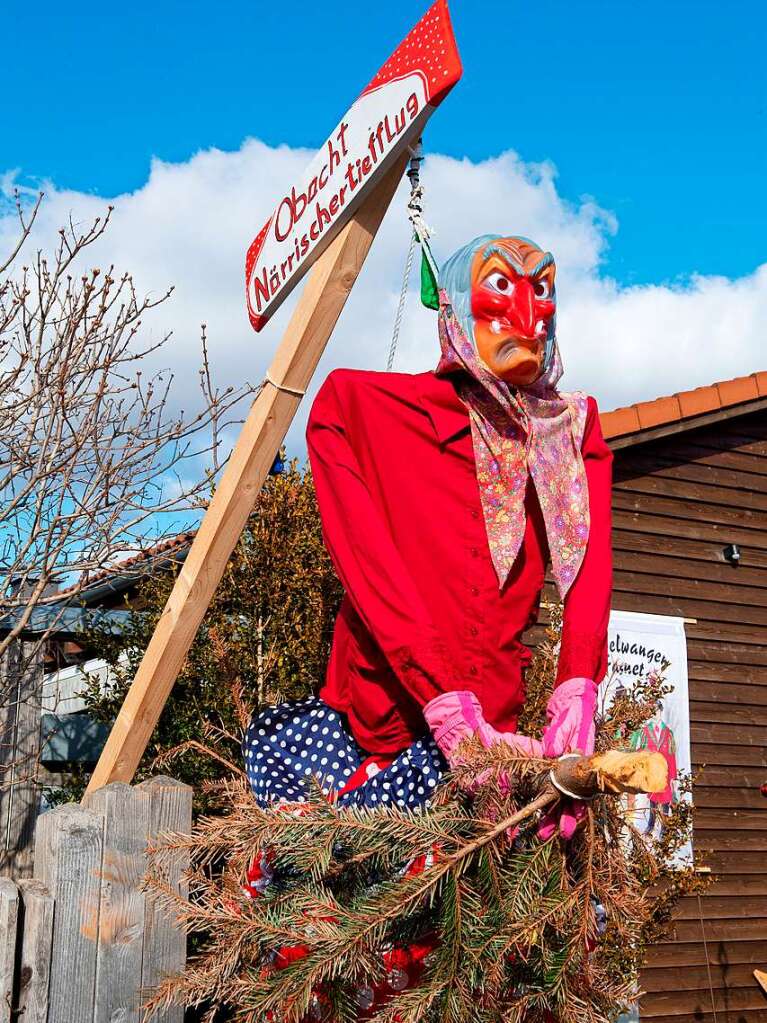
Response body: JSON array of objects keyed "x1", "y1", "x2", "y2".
[
  {"x1": 600, "y1": 371, "x2": 767, "y2": 1023},
  {"x1": 0, "y1": 534, "x2": 193, "y2": 874},
  {"x1": 37, "y1": 534, "x2": 194, "y2": 765}
]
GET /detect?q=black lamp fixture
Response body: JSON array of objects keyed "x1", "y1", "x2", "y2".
[{"x1": 722, "y1": 543, "x2": 741, "y2": 565}]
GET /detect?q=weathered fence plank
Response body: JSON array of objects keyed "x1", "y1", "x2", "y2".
[
  {"x1": 16, "y1": 879, "x2": 54, "y2": 1023},
  {"x1": 138, "y1": 776, "x2": 192, "y2": 1023},
  {"x1": 0, "y1": 878, "x2": 18, "y2": 1023},
  {"x1": 34, "y1": 804, "x2": 104, "y2": 1023},
  {"x1": 0, "y1": 778, "x2": 196, "y2": 1022},
  {"x1": 84, "y1": 782, "x2": 150, "y2": 1023},
  {"x1": 0, "y1": 640, "x2": 44, "y2": 879}
]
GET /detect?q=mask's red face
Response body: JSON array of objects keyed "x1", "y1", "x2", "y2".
[{"x1": 470, "y1": 238, "x2": 556, "y2": 385}]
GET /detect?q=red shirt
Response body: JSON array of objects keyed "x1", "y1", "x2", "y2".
[{"x1": 307, "y1": 368, "x2": 613, "y2": 756}]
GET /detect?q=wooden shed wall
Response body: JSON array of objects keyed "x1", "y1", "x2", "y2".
[{"x1": 609, "y1": 407, "x2": 767, "y2": 1023}]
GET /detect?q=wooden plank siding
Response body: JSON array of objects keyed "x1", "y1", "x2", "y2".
[{"x1": 608, "y1": 407, "x2": 767, "y2": 1022}]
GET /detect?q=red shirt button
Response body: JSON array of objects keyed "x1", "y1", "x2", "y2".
[
  {"x1": 469, "y1": 665, "x2": 478, "y2": 676},
  {"x1": 470, "y1": 625, "x2": 479, "y2": 636},
  {"x1": 471, "y1": 548, "x2": 479, "y2": 558}
]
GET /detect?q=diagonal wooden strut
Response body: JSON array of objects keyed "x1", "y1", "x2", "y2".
[{"x1": 85, "y1": 156, "x2": 407, "y2": 795}]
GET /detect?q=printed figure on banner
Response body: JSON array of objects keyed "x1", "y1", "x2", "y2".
[{"x1": 601, "y1": 609, "x2": 693, "y2": 864}]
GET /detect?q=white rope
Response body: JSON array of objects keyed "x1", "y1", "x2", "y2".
[
  {"x1": 263, "y1": 372, "x2": 306, "y2": 397},
  {"x1": 387, "y1": 230, "x2": 417, "y2": 372},
  {"x1": 386, "y1": 141, "x2": 435, "y2": 372}
]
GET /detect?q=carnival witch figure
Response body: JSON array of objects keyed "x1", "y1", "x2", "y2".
[{"x1": 243, "y1": 233, "x2": 613, "y2": 843}]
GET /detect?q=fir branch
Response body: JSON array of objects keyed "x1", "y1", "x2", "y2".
[{"x1": 142, "y1": 657, "x2": 706, "y2": 1023}]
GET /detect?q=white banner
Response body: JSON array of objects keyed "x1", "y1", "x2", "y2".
[{"x1": 602, "y1": 610, "x2": 693, "y2": 864}]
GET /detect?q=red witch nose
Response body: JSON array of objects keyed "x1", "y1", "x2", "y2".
[
  {"x1": 471, "y1": 273, "x2": 556, "y2": 339},
  {"x1": 507, "y1": 277, "x2": 537, "y2": 338}
]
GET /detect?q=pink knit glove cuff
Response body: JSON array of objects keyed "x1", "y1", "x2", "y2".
[
  {"x1": 423, "y1": 691, "x2": 542, "y2": 767},
  {"x1": 541, "y1": 677, "x2": 597, "y2": 758}
]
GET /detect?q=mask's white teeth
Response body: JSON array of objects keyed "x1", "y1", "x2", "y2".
[{"x1": 491, "y1": 319, "x2": 502, "y2": 335}]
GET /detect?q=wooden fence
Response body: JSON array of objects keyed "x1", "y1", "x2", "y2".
[
  {"x1": 0, "y1": 637, "x2": 45, "y2": 879},
  {"x1": 0, "y1": 775, "x2": 191, "y2": 1022}
]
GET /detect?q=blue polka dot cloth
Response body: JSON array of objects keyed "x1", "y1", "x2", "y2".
[{"x1": 242, "y1": 697, "x2": 447, "y2": 809}]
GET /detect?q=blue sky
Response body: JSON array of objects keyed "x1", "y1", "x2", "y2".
[{"x1": 5, "y1": 0, "x2": 765, "y2": 289}]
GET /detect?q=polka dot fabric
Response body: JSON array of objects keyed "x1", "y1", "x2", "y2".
[{"x1": 243, "y1": 697, "x2": 446, "y2": 810}]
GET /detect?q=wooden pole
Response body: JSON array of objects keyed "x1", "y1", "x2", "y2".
[{"x1": 85, "y1": 156, "x2": 407, "y2": 795}]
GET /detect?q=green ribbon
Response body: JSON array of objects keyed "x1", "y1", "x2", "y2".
[{"x1": 420, "y1": 247, "x2": 439, "y2": 310}]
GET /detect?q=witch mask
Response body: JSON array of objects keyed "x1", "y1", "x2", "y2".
[{"x1": 436, "y1": 235, "x2": 557, "y2": 386}]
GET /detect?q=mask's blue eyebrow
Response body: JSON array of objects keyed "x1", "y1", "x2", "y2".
[
  {"x1": 480, "y1": 244, "x2": 554, "y2": 279},
  {"x1": 530, "y1": 251, "x2": 555, "y2": 277},
  {"x1": 481, "y1": 244, "x2": 523, "y2": 275}
]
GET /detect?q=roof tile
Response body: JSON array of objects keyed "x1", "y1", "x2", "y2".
[
  {"x1": 57, "y1": 532, "x2": 196, "y2": 599},
  {"x1": 635, "y1": 395, "x2": 681, "y2": 430},
  {"x1": 676, "y1": 385, "x2": 721, "y2": 419},
  {"x1": 715, "y1": 376, "x2": 759, "y2": 405},
  {"x1": 600, "y1": 369, "x2": 767, "y2": 439},
  {"x1": 600, "y1": 406, "x2": 642, "y2": 439}
]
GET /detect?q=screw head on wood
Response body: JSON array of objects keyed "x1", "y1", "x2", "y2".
[{"x1": 722, "y1": 543, "x2": 741, "y2": 565}]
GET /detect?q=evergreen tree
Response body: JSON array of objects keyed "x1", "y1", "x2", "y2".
[{"x1": 77, "y1": 462, "x2": 342, "y2": 804}]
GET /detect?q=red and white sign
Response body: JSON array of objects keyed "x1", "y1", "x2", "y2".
[{"x1": 245, "y1": 0, "x2": 462, "y2": 332}]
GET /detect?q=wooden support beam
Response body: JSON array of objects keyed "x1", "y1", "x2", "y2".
[{"x1": 85, "y1": 156, "x2": 406, "y2": 795}]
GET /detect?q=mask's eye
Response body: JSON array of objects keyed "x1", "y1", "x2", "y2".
[
  {"x1": 533, "y1": 279, "x2": 551, "y2": 299},
  {"x1": 482, "y1": 271, "x2": 514, "y2": 295}
]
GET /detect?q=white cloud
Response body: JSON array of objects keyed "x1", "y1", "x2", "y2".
[{"x1": 2, "y1": 140, "x2": 765, "y2": 466}]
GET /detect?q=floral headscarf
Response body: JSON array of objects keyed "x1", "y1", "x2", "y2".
[{"x1": 435, "y1": 236, "x2": 589, "y2": 597}]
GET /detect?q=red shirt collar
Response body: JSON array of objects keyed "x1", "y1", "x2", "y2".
[{"x1": 416, "y1": 371, "x2": 470, "y2": 446}]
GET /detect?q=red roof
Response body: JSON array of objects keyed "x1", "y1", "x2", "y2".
[
  {"x1": 59, "y1": 532, "x2": 196, "y2": 600},
  {"x1": 600, "y1": 371, "x2": 767, "y2": 441}
]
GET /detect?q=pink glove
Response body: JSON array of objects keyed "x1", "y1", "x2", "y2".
[
  {"x1": 537, "y1": 798, "x2": 583, "y2": 842},
  {"x1": 541, "y1": 677, "x2": 597, "y2": 758},
  {"x1": 423, "y1": 691, "x2": 542, "y2": 770},
  {"x1": 538, "y1": 678, "x2": 598, "y2": 840}
]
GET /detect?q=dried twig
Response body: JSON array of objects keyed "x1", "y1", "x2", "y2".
[{"x1": 0, "y1": 194, "x2": 258, "y2": 671}]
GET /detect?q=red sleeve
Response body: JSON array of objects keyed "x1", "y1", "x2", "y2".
[
  {"x1": 555, "y1": 396, "x2": 613, "y2": 685},
  {"x1": 306, "y1": 372, "x2": 445, "y2": 705}
]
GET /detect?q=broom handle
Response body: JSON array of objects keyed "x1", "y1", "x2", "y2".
[{"x1": 446, "y1": 749, "x2": 667, "y2": 865}]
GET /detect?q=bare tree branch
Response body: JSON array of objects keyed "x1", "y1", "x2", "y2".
[{"x1": 0, "y1": 194, "x2": 259, "y2": 660}]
